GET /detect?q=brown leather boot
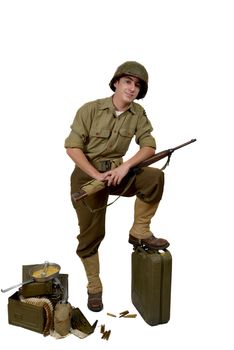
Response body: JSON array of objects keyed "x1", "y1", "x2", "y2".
[
  {"x1": 87, "y1": 292, "x2": 103, "y2": 312},
  {"x1": 129, "y1": 233, "x2": 169, "y2": 250}
]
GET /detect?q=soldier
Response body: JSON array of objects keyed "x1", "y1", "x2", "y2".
[{"x1": 65, "y1": 61, "x2": 170, "y2": 312}]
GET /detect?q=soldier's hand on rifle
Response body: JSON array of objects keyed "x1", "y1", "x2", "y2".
[
  {"x1": 94, "y1": 172, "x2": 110, "y2": 182},
  {"x1": 104, "y1": 163, "x2": 130, "y2": 186}
]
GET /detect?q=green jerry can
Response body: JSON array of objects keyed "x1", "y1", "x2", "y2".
[{"x1": 131, "y1": 246, "x2": 172, "y2": 326}]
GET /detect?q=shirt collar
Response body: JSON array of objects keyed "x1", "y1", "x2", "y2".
[{"x1": 98, "y1": 96, "x2": 136, "y2": 115}]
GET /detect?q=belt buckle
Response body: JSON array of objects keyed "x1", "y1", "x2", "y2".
[{"x1": 100, "y1": 160, "x2": 111, "y2": 172}]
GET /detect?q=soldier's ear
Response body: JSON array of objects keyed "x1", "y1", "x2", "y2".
[
  {"x1": 113, "y1": 80, "x2": 118, "y2": 89},
  {"x1": 113, "y1": 78, "x2": 121, "y2": 89}
]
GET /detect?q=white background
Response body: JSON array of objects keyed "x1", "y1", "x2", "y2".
[{"x1": 0, "y1": 0, "x2": 233, "y2": 349}]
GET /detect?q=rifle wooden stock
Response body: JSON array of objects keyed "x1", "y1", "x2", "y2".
[{"x1": 71, "y1": 138, "x2": 196, "y2": 202}]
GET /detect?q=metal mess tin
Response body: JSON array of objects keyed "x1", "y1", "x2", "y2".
[{"x1": 1, "y1": 261, "x2": 61, "y2": 293}]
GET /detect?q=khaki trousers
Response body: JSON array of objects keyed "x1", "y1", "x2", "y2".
[{"x1": 70, "y1": 166, "x2": 164, "y2": 259}]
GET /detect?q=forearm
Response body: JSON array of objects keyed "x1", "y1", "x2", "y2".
[
  {"x1": 124, "y1": 146, "x2": 155, "y2": 169},
  {"x1": 66, "y1": 148, "x2": 100, "y2": 179},
  {"x1": 104, "y1": 146, "x2": 155, "y2": 186}
]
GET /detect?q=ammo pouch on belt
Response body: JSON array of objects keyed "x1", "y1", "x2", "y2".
[{"x1": 92, "y1": 158, "x2": 123, "y2": 172}]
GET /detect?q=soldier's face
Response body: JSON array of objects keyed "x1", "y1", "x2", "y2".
[{"x1": 114, "y1": 76, "x2": 141, "y2": 103}]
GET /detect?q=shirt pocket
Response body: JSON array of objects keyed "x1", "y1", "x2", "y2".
[
  {"x1": 90, "y1": 129, "x2": 110, "y2": 138},
  {"x1": 118, "y1": 128, "x2": 135, "y2": 154},
  {"x1": 89, "y1": 129, "x2": 111, "y2": 152}
]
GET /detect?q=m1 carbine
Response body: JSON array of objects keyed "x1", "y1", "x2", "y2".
[{"x1": 72, "y1": 138, "x2": 196, "y2": 203}]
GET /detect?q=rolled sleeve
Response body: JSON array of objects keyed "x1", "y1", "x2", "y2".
[
  {"x1": 64, "y1": 130, "x2": 85, "y2": 149},
  {"x1": 138, "y1": 134, "x2": 156, "y2": 148},
  {"x1": 64, "y1": 103, "x2": 93, "y2": 150},
  {"x1": 135, "y1": 110, "x2": 156, "y2": 149}
]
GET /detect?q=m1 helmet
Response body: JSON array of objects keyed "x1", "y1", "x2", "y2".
[{"x1": 109, "y1": 61, "x2": 148, "y2": 99}]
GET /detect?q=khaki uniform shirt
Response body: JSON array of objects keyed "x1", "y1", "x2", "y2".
[{"x1": 64, "y1": 97, "x2": 156, "y2": 163}]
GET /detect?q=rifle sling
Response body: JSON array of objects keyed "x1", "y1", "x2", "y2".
[
  {"x1": 81, "y1": 173, "x2": 137, "y2": 213},
  {"x1": 160, "y1": 153, "x2": 172, "y2": 170},
  {"x1": 81, "y1": 154, "x2": 172, "y2": 213}
]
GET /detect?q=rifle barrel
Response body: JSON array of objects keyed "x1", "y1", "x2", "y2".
[{"x1": 171, "y1": 138, "x2": 197, "y2": 152}]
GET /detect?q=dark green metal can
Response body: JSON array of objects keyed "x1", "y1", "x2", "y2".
[{"x1": 131, "y1": 247, "x2": 172, "y2": 326}]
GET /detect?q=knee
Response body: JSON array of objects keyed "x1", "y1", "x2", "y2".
[
  {"x1": 144, "y1": 167, "x2": 164, "y2": 187},
  {"x1": 138, "y1": 167, "x2": 164, "y2": 203},
  {"x1": 151, "y1": 167, "x2": 164, "y2": 180}
]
